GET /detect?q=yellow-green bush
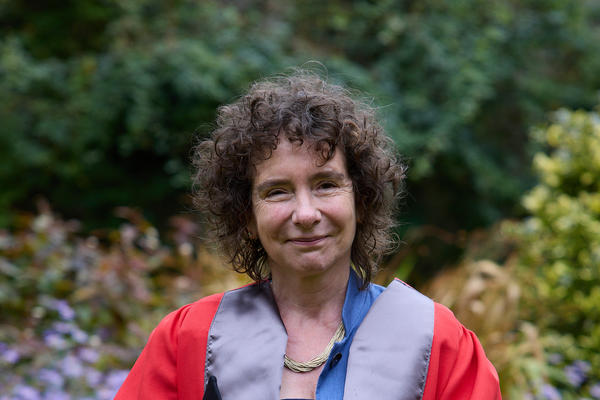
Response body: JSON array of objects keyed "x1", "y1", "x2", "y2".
[{"x1": 514, "y1": 107, "x2": 600, "y2": 398}]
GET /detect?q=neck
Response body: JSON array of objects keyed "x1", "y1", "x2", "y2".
[{"x1": 270, "y1": 264, "x2": 350, "y2": 325}]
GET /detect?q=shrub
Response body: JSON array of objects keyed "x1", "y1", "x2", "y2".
[
  {"x1": 419, "y1": 106, "x2": 600, "y2": 399},
  {"x1": 0, "y1": 203, "x2": 244, "y2": 398},
  {"x1": 0, "y1": 1, "x2": 299, "y2": 228},
  {"x1": 511, "y1": 106, "x2": 600, "y2": 399}
]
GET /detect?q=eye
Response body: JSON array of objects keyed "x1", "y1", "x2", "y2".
[
  {"x1": 317, "y1": 181, "x2": 338, "y2": 190},
  {"x1": 265, "y1": 188, "x2": 289, "y2": 199}
]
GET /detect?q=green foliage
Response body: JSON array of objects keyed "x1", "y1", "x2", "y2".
[
  {"x1": 290, "y1": 0, "x2": 600, "y2": 229},
  {"x1": 2, "y1": 0, "x2": 600, "y2": 235},
  {"x1": 0, "y1": 0, "x2": 300, "y2": 227},
  {"x1": 0, "y1": 0, "x2": 121, "y2": 59},
  {"x1": 513, "y1": 106, "x2": 600, "y2": 398}
]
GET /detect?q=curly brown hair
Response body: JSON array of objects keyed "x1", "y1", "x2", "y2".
[{"x1": 192, "y1": 71, "x2": 406, "y2": 285}]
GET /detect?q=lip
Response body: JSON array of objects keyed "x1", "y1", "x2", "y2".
[{"x1": 288, "y1": 236, "x2": 327, "y2": 246}]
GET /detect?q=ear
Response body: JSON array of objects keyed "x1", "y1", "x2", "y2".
[
  {"x1": 354, "y1": 195, "x2": 362, "y2": 224},
  {"x1": 247, "y1": 215, "x2": 258, "y2": 239}
]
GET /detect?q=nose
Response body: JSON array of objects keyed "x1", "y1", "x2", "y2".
[{"x1": 291, "y1": 191, "x2": 321, "y2": 228}]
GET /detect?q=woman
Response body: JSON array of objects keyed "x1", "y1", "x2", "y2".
[{"x1": 115, "y1": 72, "x2": 501, "y2": 399}]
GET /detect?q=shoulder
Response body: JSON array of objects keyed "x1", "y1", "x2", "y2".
[
  {"x1": 380, "y1": 280, "x2": 501, "y2": 399},
  {"x1": 423, "y1": 302, "x2": 502, "y2": 399},
  {"x1": 382, "y1": 279, "x2": 484, "y2": 342},
  {"x1": 114, "y1": 287, "x2": 248, "y2": 399},
  {"x1": 432, "y1": 302, "x2": 467, "y2": 346},
  {"x1": 132, "y1": 291, "x2": 226, "y2": 367},
  {"x1": 155, "y1": 282, "x2": 264, "y2": 339},
  {"x1": 153, "y1": 291, "x2": 225, "y2": 336},
  {"x1": 381, "y1": 278, "x2": 435, "y2": 311}
]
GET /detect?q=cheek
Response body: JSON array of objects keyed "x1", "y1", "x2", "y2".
[
  {"x1": 341, "y1": 195, "x2": 358, "y2": 222},
  {"x1": 328, "y1": 199, "x2": 357, "y2": 232},
  {"x1": 254, "y1": 203, "x2": 289, "y2": 234}
]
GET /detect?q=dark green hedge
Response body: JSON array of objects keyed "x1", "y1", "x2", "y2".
[{"x1": 1, "y1": 0, "x2": 599, "y2": 233}]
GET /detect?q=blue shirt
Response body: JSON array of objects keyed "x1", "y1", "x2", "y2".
[{"x1": 314, "y1": 271, "x2": 384, "y2": 399}]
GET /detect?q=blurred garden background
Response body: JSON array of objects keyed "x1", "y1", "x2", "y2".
[{"x1": 1, "y1": 0, "x2": 599, "y2": 398}]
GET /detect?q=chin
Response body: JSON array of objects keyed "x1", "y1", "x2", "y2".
[{"x1": 293, "y1": 256, "x2": 347, "y2": 276}]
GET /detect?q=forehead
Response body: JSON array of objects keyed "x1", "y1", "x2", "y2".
[{"x1": 251, "y1": 139, "x2": 348, "y2": 184}]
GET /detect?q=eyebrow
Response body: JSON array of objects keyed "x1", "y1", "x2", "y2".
[
  {"x1": 253, "y1": 170, "x2": 349, "y2": 194},
  {"x1": 254, "y1": 179, "x2": 289, "y2": 194},
  {"x1": 312, "y1": 170, "x2": 348, "y2": 183}
]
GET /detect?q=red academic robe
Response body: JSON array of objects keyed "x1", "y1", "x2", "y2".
[{"x1": 115, "y1": 288, "x2": 501, "y2": 399}]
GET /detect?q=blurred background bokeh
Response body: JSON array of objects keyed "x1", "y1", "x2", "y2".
[{"x1": 1, "y1": 1, "x2": 599, "y2": 399}]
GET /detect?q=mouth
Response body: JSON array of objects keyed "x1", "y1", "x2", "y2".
[{"x1": 289, "y1": 236, "x2": 327, "y2": 246}]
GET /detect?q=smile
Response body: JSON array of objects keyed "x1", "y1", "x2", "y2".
[{"x1": 289, "y1": 236, "x2": 328, "y2": 246}]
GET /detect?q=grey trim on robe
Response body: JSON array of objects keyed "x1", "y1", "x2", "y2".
[
  {"x1": 343, "y1": 279, "x2": 434, "y2": 400},
  {"x1": 205, "y1": 279, "x2": 434, "y2": 399},
  {"x1": 205, "y1": 283, "x2": 287, "y2": 400}
]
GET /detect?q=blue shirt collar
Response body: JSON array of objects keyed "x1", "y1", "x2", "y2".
[{"x1": 341, "y1": 269, "x2": 384, "y2": 337}]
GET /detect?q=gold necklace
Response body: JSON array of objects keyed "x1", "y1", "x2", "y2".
[{"x1": 283, "y1": 322, "x2": 345, "y2": 373}]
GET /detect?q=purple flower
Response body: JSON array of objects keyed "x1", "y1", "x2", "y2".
[
  {"x1": 43, "y1": 390, "x2": 70, "y2": 400},
  {"x1": 43, "y1": 333, "x2": 68, "y2": 350},
  {"x1": 70, "y1": 328, "x2": 88, "y2": 344},
  {"x1": 61, "y1": 355, "x2": 83, "y2": 378},
  {"x1": 541, "y1": 384, "x2": 562, "y2": 400},
  {"x1": 38, "y1": 369, "x2": 64, "y2": 388},
  {"x1": 51, "y1": 322, "x2": 87, "y2": 343},
  {"x1": 55, "y1": 301, "x2": 75, "y2": 321},
  {"x1": 78, "y1": 348, "x2": 99, "y2": 364},
  {"x1": 105, "y1": 370, "x2": 129, "y2": 390},
  {"x1": 51, "y1": 322, "x2": 73, "y2": 334},
  {"x1": 84, "y1": 367, "x2": 103, "y2": 387},
  {"x1": 565, "y1": 360, "x2": 590, "y2": 387},
  {"x1": 590, "y1": 383, "x2": 600, "y2": 399},
  {"x1": 565, "y1": 365, "x2": 585, "y2": 387},
  {"x1": 1, "y1": 347, "x2": 20, "y2": 364},
  {"x1": 12, "y1": 384, "x2": 41, "y2": 400},
  {"x1": 573, "y1": 360, "x2": 591, "y2": 374},
  {"x1": 98, "y1": 387, "x2": 119, "y2": 400}
]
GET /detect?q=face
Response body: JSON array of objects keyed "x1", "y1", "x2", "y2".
[{"x1": 248, "y1": 139, "x2": 356, "y2": 280}]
